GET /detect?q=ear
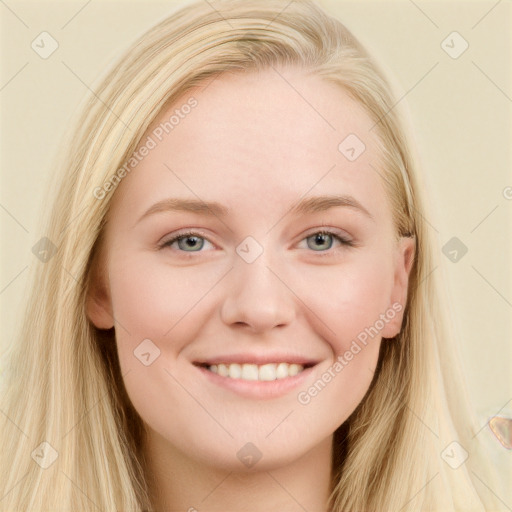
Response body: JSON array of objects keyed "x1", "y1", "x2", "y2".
[
  {"x1": 380, "y1": 236, "x2": 416, "y2": 338},
  {"x1": 86, "y1": 246, "x2": 114, "y2": 330}
]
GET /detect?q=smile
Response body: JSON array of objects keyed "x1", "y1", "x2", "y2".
[
  {"x1": 192, "y1": 354, "x2": 319, "y2": 399},
  {"x1": 206, "y1": 362, "x2": 306, "y2": 381}
]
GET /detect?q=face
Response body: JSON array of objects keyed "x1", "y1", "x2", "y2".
[{"x1": 87, "y1": 66, "x2": 414, "y2": 471}]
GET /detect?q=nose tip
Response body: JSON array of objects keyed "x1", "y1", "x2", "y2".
[{"x1": 220, "y1": 258, "x2": 295, "y2": 333}]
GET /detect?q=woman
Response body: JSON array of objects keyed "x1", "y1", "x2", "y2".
[{"x1": 0, "y1": 0, "x2": 501, "y2": 510}]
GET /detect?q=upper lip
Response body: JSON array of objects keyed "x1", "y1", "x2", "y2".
[{"x1": 193, "y1": 353, "x2": 321, "y2": 367}]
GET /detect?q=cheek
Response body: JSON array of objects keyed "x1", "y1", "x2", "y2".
[
  {"x1": 291, "y1": 252, "x2": 394, "y2": 354},
  {"x1": 291, "y1": 258, "x2": 391, "y2": 425},
  {"x1": 109, "y1": 253, "x2": 212, "y2": 340},
  {"x1": 107, "y1": 255, "x2": 218, "y2": 439},
  {"x1": 275, "y1": 252, "x2": 394, "y2": 423}
]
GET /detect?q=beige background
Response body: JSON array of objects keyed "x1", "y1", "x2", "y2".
[{"x1": 1, "y1": 0, "x2": 511, "y2": 506}]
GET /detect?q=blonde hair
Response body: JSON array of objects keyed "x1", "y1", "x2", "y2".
[{"x1": 0, "y1": 0, "x2": 501, "y2": 510}]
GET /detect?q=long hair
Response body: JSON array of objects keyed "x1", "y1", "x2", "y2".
[{"x1": 0, "y1": 0, "x2": 500, "y2": 510}]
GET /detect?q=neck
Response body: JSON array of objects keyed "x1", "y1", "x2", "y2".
[{"x1": 144, "y1": 430, "x2": 333, "y2": 512}]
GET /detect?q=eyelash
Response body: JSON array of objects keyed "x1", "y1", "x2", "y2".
[{"x1": 159, "y1": 229, "x2": 354, "y2": 256}]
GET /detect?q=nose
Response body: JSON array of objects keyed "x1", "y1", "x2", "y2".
[{"x1": 220, "y1": 251, "x2": 296, "y2": 333}]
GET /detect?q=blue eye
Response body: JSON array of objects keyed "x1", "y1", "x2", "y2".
[
  {"x1": 303, "y1": 231, "x2": 353, "y2": 252},
  {"x1": 307, "y1": 232, "x2": 334, "y2": 251},
  {"x1": 160, "y1": 229, "x2": 353, "y2": 254},
  {"x1": 161, "y1": 232, "x2": 212, "y2": 252}
]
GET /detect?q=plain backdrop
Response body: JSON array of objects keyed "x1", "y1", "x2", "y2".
[{"x1": 1, "y1": 0, "x2": 511, "y2": 505}]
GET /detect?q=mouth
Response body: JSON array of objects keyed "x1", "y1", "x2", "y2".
[
  {"x1": 194, "y1": 361, "x2": 316, "y2": 381},
  {"x1": 191, "y1": 353, "x2": 321, "y2": 398}
]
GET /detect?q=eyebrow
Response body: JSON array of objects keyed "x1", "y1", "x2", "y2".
[{"x1": 135, "y1": 194, "x2": 374, "y2": 225}]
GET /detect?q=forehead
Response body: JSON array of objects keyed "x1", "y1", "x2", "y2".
[{"x1": 109, "y1": 67, "x2": 390, "y2": 224}]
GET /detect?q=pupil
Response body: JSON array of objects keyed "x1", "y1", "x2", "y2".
[
  {"x1": 310, "y1": 233, "x2": 331, "y2": 250},
  {"x1": 177, "y1": 236, "x2": 203, "y2": 251}
]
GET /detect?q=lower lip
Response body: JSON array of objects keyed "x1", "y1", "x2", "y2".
[{"x1": 194, "y1": 364, "x2": 316, "y2": 399}]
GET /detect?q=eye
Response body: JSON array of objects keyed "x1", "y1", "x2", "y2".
[
  {"x1": 159, "y1": 229, "x2": 354, "y2": 255},
  {"x1": 159, "y1": 231, "x2": 214, "y2": 252},
  {"x1": 300, "y1": 230, "x2": 353, "y2": 253}
]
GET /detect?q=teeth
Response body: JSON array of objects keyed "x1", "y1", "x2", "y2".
[
  {"x1": 288, "y1": 363, "x2": 301, "y2": 376},
  {"x1": 229, "y1": 363, "x2": 242, "y2": 379},
  {"x1": 207, "y1": 362, "x2": 305, "y2": 380},
  {"x1": 217, "y1": 364, "x2": 228, "y2": 377},
  {"x1": 259, "y1": 363, "x2": 277, "y2": 381},
  {"x1": 275, "y1": 362, "x2": 288, "y2": 379},
  {"x1": 241, "y1": 364, "x2": 259, "y2": 380}
]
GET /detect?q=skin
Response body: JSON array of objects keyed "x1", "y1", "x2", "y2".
[{"x1": 87, "y1": 66, "x2": 415, "y2": 512}]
